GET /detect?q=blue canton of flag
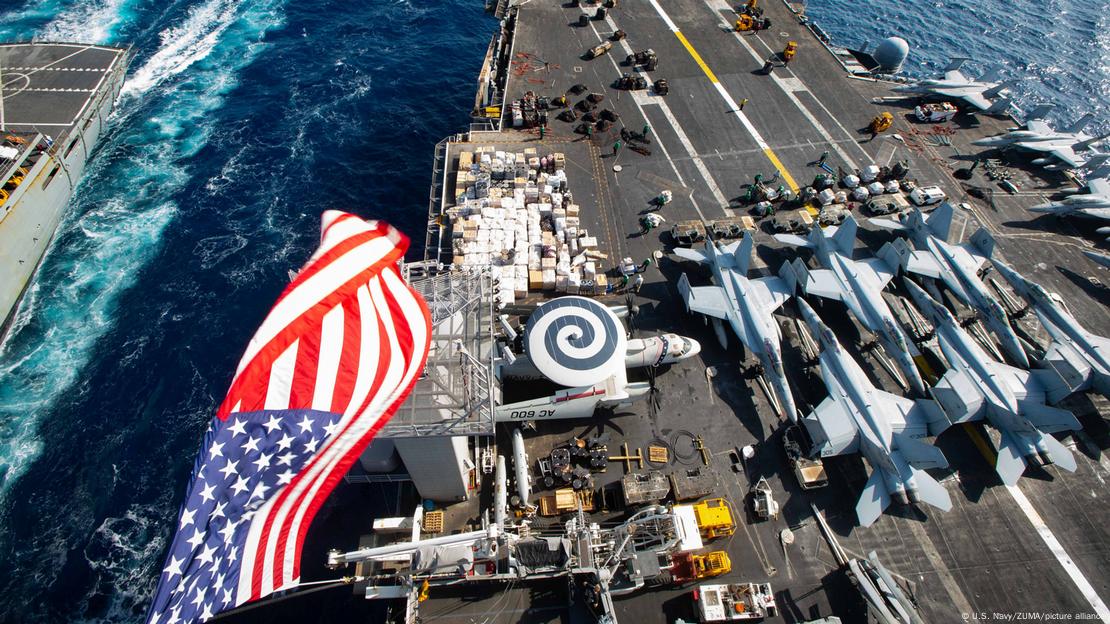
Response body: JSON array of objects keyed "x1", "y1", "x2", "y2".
[{"x1": 152, "y1": 409, "x2": 338, "y2": 623}]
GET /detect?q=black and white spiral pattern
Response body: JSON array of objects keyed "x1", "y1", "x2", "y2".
[{"x1": 525, "y1": 296, "x2": 626, "y2": 387}]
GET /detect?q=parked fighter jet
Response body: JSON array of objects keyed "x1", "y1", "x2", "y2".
[
  {"x1": 674, "y1": 232, "x2": 798, "y2": 421},
  {"x1": 991, "y1": 260, "x2": 1110, "y2": 400},
  {"x1": 872, "y1": 203, "x2": 1029, "y2": 367},
  {"x1": 971, "y1": 113, "x2": 1110, "y2": 169},
  {"x1": 1030, "y1": 176, "x2": 1110, "y2": 224},
  {"x1": 903, "y1": 279, "x2": 1080, "y2": 484},
  {"x1": 891, "y1": 58, "x2": 1013, "y2": 113},
  {"x1": 796, "y1": 299, "x2": 951, "y2": 527},
  {"x1": 776, "y1": 216, "x2": 927, "y2": 396}
]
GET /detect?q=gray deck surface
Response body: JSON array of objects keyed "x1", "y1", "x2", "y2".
[
  {"x1": 416, "y1": 1, "x2": 1110, "y2": 623},
  {"x1": 0, "y1": 43, "x2": 127, "y2": 133}
]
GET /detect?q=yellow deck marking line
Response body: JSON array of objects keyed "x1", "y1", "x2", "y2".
[{"x1": 647, "y1": 0, "x2": 799, "y2": 192}]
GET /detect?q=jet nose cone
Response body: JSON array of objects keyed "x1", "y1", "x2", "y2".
[
  {"x1": 971, "y1": 137, "x2": 1004, "y2": 147},
  {"x1": 1028, "y1": 203, "x2": 1060, "y2": 214}
]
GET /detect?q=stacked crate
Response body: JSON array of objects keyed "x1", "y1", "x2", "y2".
[{"x1": 448, "y1": 147, "x2": 605, "y2": 305}]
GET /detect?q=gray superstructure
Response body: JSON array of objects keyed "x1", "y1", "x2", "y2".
[{"x1": 0, "y1": 42, "x2": 130, "y2": 334}]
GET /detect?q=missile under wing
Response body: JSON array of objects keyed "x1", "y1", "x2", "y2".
[
  {"x1": 775, "y1": 215, "x2": 927, "y2": 396},
  {"x1": 797, "y1": 299, "x2": 951, "y2": 527},
  {"x1": 674, "y1": 232, "x2": 799, "y2": 421},
  {"x1": 991, "y1": 260, "x2": 1110, "y2": 401},
  {"x1": 872, "y1": 202, "x2": 1029, "y2": 367},
  {"x1": 903, "y1": 279, "x2": 1081, "y2": 485}
]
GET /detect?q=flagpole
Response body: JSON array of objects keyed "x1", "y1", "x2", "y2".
[{"x1": 208, "y1": 576, "x2": 367, "y2": 621}]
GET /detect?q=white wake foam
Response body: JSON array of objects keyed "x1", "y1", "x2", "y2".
[
  {"x1": 0, "y1": 0, "x2": 288, "y2": 502},
  {"x1": 39, "y1": 0, "x2": 135, "y2": 42},
  {"x1": 120, "y1": 0, "x2": 239, "y2": 97}
]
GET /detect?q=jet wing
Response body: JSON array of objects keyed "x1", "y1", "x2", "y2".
[
  {"x1": 943, "y1": 69, "x2": 969, "y2": 82},
  {"x1": 677, "y1": 277, "x2": 730, "y2": 321},
  {"x1": 1077, "y1": 207, "x2": 1110, "y2": 220},
  {"x1": 860, "y1": 257, "x2": 897, "y2": 288},
  {"x1": 949, "y1": 244, "x2": 989, "y2": 275},
  {"x1": 958, "y1": 92, "x2": 993, "y2": 112},
  {"x1": 878, "y1": 390, "x2": 950, "y2": 437},
  {"x1": 903, "y1": 250, "x2": 944, "y2": 278},
  {"x1": 750, "y1": 276, "x2": 792, "y2": 315},
  {"x1": 800, "y1": 268, "x2": 846, "y2": 301},
  {"x1": 1048, "y1": 146, "x2": 1083, "y2": 168},
  {"x1": 932, "y1": 368, "x2": 987, "y2": 424},
  {"x1": 988, "y1": 360, "x2": 1037, "y2": 401},
  {"x1": 1025, "y1": 119, "x2": 1052, "y2": 134},
  {"x1": 804, "y1": 396, "x2": 860, "y2": 458}
]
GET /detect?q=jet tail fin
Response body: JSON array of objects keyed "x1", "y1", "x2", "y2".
[
  {"x1": 984, "y1": 96, "x2": 1014, "y2": 115},
  {"x1": 1025, "y1": 104, "x2": 1055, "y2": 121},
  {"x1": 778, "y1": 258, "x2": 801, "y2": 294},
  {"x1": 1084, "y1": 153, "x2": 1110, "y2": 177},
  {"x1": 830, "y1": 215, "x2": 858, "y2": 256},
  {"x1": 1074, "y1": 131, "x2": 1110, "y2": 152},
  {"x1": 969, "y1": 227, "x2": 996, "y2": 258},
  {"x1": 983, "y1": 80, "x2": 1017, "y2": 100},
  {"x1": 978, "y1": 65, "x2": 1003, "y2": 83},
  {"x1": 1066, "y1": 113, "x2": 1095, "y2": 135},
  {"x1": 943, "y1": 57, "x2": 970, "y2": 72},
  {"x1": 735, "y1": 232, "x2": 754, "y2": 275},
  {"x1": 925, "y1": 202, "x2": 954, "y2": 239},
  {"x1": 855, "y1": 469, "x2": 893, "y2": 527}
]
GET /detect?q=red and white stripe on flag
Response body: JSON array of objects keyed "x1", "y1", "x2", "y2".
[
  {"x1": 225, "y1": 211, "x2": 430, "y2": 604},
  {"x1": 147, "y1": 211, "x2": 431, "y2": 624}
]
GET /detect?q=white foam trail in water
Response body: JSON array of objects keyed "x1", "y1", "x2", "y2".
[
  {"x1": 39, "y1": 0, "x2": 134, "y2": 42},
  {"x1": 121, "y1": 0, "x2": 238, "y2": 97},
  {"x1": 0, "y1": 0, "x2": 288, "y2": 502}
]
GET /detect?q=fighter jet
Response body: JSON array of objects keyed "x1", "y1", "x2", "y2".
[
  {"x1": 891, "y1": 58, "x2": 1014, "y2": 113},
  {"x1": 796, "y1": 299, "x2": 951, "y2": 526},
  {"x1": 674, "y1": 232, "x2": 799, "y2": 421},
  {"x1": 903, "y1": 279, "x2": 1081, "y2": 485},
  {"x1": 872, "y1": 203, "x2": 1030, "y2": 367},
  {"x1": 1030, "y1": 176, "x2": 1110, "y2": 223},
  {"x1": 991, "y1": 260, "x2": 1110, "y2": 400},
  {"x1": 971, "y1": 113, "x2": 1110, "y2": 169},
  {"x1": 776, "y1": 215, "x2": 927, "y2": 396}
]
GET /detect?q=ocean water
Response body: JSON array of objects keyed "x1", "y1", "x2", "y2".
[
  {"x1": 0, "y1": 0, "x2": 1105, "y2": 622},
  {"x1": 803, "y1": 0, "x2": 1110, "y2": 133}
]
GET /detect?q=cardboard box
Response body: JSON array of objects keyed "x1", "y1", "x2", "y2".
[{"x1": 529, "y1": 270, "x2": 543, "y2": 290}]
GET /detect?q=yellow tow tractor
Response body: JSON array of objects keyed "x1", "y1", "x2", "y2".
[
  {"x1": 869, "y1": 112, "x2": 894, "y2": 134},
  {"x1": 671, "y1": 550, "x2": 732, "y2": 584},
  {"x1": 679, "y1": 497, "x2": 737, "y2": 540},
  {"x1": 782, "y1": 41, "x2": 798, "y2": 64},
  {"x1": 735, "y1": 14, "x2": 754, "y2": 31}
]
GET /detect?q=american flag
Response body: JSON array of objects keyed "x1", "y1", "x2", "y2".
[{"x1": 147, "y1": 211, "x2": 431, "y2": 624}]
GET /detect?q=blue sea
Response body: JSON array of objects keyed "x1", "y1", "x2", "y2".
[{"x1": 0, "y1": 0, "x2": 1105, "y2": 622}]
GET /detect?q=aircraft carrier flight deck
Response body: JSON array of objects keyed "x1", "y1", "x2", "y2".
[{"x1": 309, "y1": 2, "x2": 1110, "y2": 623}]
